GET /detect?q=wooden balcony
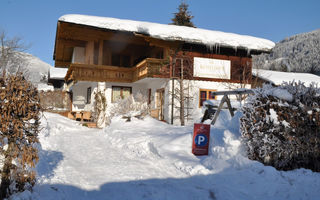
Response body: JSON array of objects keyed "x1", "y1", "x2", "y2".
[
  {"x1": 132, "y1": 58, "x2": 169, "y2": 82},
  {"x1": 65, "y1": 58, "x2": 169, "y2": 83}
]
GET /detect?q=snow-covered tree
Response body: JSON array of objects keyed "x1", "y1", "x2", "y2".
[
  {"x1": 253, "y1": 29, "x2": 320, "y2": 75},
  {"x1": 171, "y1": 1, "x2": 196, "y2": 28},
  {"x1": 0, "y1": 74, "x2": 41, "y2": 198}
]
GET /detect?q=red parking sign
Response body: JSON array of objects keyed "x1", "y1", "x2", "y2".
[{"x1": 192, "y1": 123, "x2": 210, "y2": 156}]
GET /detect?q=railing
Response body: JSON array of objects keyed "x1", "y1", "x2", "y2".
[
  {"x1": 132, "y1": 58, "x2": 169, "y2": 82},
  {"x1": 65, "y1": 58, "x2": 169, "y2": 83}
]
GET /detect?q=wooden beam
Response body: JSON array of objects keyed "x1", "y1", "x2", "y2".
[
  {"x1": 85, "y1": 41, "x2": 94, "y2": 65},
  {"x1": 58, "y1": 22, "x2": 148, "y2": 45},
  {"x1": 55, "y1": 60, "x2": 71, "y2": 67},
  {"x1": 56, "y1": 38, "x2": 86, "y2": 47}
]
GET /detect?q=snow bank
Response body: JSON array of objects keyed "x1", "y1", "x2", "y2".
[
  {"x1": 59, "y1": 14, "x2": 275, "y2": 52},
  {"x1": 253, "y1": 69, "x2": 320, "y2": 86}
]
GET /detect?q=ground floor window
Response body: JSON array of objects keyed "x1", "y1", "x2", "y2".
[
  {"x1": 112, "y1": 86, "x2": 132, "y2": 102},
  {"x1": 199, "y1": 89, "x2": 217, "y2": 107}
]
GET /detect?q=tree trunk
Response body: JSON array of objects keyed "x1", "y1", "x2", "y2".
[{"x1": 180, "y1": 59, "x2": 185, "y2": 126}]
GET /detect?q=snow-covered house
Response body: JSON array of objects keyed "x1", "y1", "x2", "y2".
[
  {"x1": 252, "y1": 69, "x2": 320, "y2": 86},
  {"x1": 53, "y1": 14, "x2": 274, "y2": 124}
]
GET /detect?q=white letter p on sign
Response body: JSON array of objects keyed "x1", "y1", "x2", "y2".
[{"x1": 197, "y1": 135, "x2": 205, "y2": 145}]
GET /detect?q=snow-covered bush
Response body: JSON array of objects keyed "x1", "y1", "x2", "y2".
[
  {"x1": 0, "y1": 74, "x2": 41, "y2": 198},
  {"x1": 108, "y1": 93, "x2": 149, "y2": 122},
  {"x1": 93, "y1": 90, "x2": 107, "y2": 128},
  {"x1": 240, "y1": 82, "x2": 320, "y2": 171}
]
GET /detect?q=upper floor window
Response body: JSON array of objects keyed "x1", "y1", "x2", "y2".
[{"x1": 112, "y1": 54, "x2": 131, "y2": 67}]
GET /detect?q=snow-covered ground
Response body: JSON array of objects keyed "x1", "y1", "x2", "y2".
[{"x1": 13, "y1": 111, "x2": 320, "y2": 200}]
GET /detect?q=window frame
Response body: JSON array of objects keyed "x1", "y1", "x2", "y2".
[
  {"x1": 199, "y1": 89, "x2": 217, "y2": 107},
  {"x1": 111, "y1": 86, "x2": 132, "y2": 103}
]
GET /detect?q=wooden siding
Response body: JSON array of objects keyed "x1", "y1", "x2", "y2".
[
  {"x1": 173, "y1": 51, "x2": 252, "y2": 84},
  {"x1": 55, "y1": 21, "x2": 253, "y2": 85}
]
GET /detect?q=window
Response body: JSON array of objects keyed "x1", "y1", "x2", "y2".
[
  {"x1": 112, "y1": 86, "x2": 132, "y2": 102},
  {"x1": 87, "y1": 87, "x2": 92, "y2": 104},
  {"x1": 111, "y1": 53, "x2": 131, "y2": 67},
  {"x1": 199, "y1": 89, "x2": 216, "y2": 107}
]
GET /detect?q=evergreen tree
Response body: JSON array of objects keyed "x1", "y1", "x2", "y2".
[{"x1": 171, "y1": 1, "x2": 195, "y2": 28}]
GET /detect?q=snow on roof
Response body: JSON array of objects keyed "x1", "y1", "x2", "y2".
[
  {"x1": 59, "y1": 14, "x2": 275, "y2": 52},
  {"x1": 253, "y1": 69, "x2": 320, "y2": 86},
  {"x1": 49, "y1": 67, "x2": 68, "y2": 80},
  {"x1": 37, "y1": 83, "x2": 54, "y2": 92}
]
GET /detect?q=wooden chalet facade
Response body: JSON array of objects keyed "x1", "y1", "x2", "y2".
[{"x1": 53, "y1": 14, "x2": 274, "y2": 125}]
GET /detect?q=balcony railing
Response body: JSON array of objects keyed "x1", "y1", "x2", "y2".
[{"x1": 65, "y1": 58, "x2": 169, "y2": 83}]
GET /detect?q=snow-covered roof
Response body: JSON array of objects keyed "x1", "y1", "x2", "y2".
[
  {"x1": 59, "y1": 14, "x2": 275, "y2": 52},
  {"x1": 49, "y1": 67, "x2": 68, "y2": 80},
  {"x1": 253, "y1": 69, "x2": 320, "y2": 86},
  {"x1": 37, "y1": 83, "x2": 54, "y2": 92}
]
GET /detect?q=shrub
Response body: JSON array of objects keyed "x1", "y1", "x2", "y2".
[
  {"x1": 93, "y1": 90, "x2": 107, "y2": 128},
  {"x1": 108, "y1": 93, "x2": 149, "y2": 121},
  {"x1": 0, "y1": 74, "x2": 41, "y2": 198},
  {"x1": 240, "y1": 82, "x2": 320, "y2": 171}
]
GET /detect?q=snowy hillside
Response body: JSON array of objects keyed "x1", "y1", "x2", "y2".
[
  {"x1": 18, "y1": 52, "x2": 52, "y2": 84},
  {"x1": 253, "y1": 29, "x2": 320, "y2": 74},
  {"x1": 3, "y1": 51, "x2": 51, "y2": 86},
  {"x1": 12, "y1": 112, "x2": 320, "y2": 200}
]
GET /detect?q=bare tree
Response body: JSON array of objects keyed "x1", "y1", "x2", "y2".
[
  {"x1": 0, "y1": 30, "x2": 29, "y2": 77},
  {"x1": 222, "y1": 60, "x2": 254, "y2": 102},
  {"x1": 170, "y1": 52, "x2": 194, "y2": 125}
]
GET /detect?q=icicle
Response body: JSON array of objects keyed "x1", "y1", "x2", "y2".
[
  {"x1": 234, "y1": 46, "x2": 238, "y2": 56},
  {"x1": 246, "y1": 48, "x2": 251, "y2": 56}
]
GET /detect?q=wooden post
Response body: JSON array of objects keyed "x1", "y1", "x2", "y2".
[
  {"x1": 225, "y1": 95, "x2": 234, "y2": 117},
  {"x1": 211, "y1": 94, "x2": 234, "y2": 125},
  {"x1": 180, "y1": 58, "x2": 185, "y2": 126},
  {"x1": 98, "y1": 40, "x2": 103, "y2": 65}
]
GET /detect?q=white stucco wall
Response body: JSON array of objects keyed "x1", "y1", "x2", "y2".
[
  {"x1": 72, "y1": 47, "x2": 85, "y2": 63},
  {"x1": 71, "y1": 81, "x2": 98, "y2": 111},
  {"x1": 71, "y1": 79, "x2": 250, "y2": 125},
  {"x1": 166, "y1": 80, "x2": 251, "y2": 125}
]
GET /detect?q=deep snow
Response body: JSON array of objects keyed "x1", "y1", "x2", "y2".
[{"x1": 12, "y1": 111, "x2": 320, "y2": 200}]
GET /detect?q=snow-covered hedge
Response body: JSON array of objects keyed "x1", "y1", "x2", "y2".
[{"x1": 240, "y1": 82, "x2": 320, "y2": 172}]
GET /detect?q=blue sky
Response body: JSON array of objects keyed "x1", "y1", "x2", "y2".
[{"x1": 1, "y1": 0, "x2": 319, "y2": 66}]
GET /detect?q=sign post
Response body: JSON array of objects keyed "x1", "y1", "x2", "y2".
[{"x1": 192, "y1": 123, "x2": 211, "y2": 156}]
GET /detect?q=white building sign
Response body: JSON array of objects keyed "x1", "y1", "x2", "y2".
[{"x1": 193, "y1": 57, "x2": 231, "y2": 79}]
